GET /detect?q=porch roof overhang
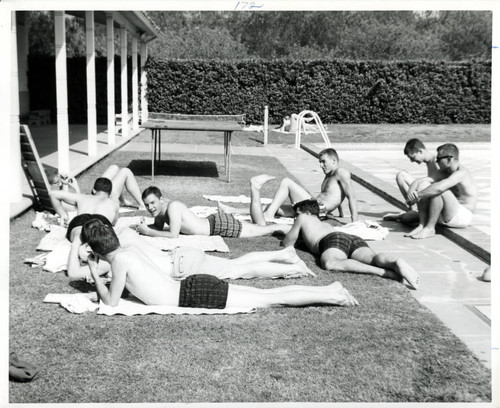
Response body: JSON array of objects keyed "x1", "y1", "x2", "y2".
[{"x1": 65, "y1": 11, "x2": 160, "y2": 43}]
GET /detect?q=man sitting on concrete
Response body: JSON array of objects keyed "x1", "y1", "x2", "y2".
[
  {"x1": 281, "y1": 199, "x2": 420, "y2": 290},
  {"x1": 405, "y1": 143, "x2": 477, "y2": 239},
  {"x1": 68, "y1": 223, "x2": 316, "y2": 281},
  {"x1": 386, "y1": 138, "x2": 440, "y2": 224},
  {"x1": 81, "y1": 219, "x2": 358, "y2": 308},
  {"x1": 136, "y1": 186, "x2": 291, "y2": 239},
  {"x1": 218, "y1": 148, "x2": 358, "y2": 222}
]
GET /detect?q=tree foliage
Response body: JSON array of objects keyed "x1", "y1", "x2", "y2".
[{"x1": 27, "y1": 10, "x2": 492, "y2": 61}]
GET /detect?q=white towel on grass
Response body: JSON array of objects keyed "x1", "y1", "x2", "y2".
[
  {"x1": 115, "y1": 216, "x2": 229, "y2": 252},
  {"x1": 190, "y1": 206, "x2": 294, "y2": 226},
  {"x1": 44, "y1": 293, "x2": 256, "y2": 316},
  {"x1": 333, "y1": 220, "x2": 389, "y2": 241},
  {"x1": 98, "y1": 296, "x2": 256, "y2": 316},
  {"x1": 203, "y1": 194, "x2": 272, "y2": 204}
]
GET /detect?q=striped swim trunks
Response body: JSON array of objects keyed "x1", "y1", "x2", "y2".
[
  {"x1": 178, "y1": 274, "x2": 229, "y2": 309},
  {"x1": 318, "y1": 232, "x2": 369, "y2": 258},
  {"x1": 207, "y1": 211, "x2": 243, "y2": 238}
]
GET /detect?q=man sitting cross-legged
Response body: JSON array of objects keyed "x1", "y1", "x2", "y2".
[
  {"x1": 280, "y1": 199, "x2": 420, "y2": 290},
  {"x1": 386, "y1": 138, "x2": 441, "y2": 224},
  {"x1": 49, "y1": 165, "x2": 145, "y2": 227},
  {"x1": 136, "y1": 186, "x2": 291, "y2": 239},
  {"x1": 218, "y1": 148, "x2": 358, "y2": 222},
  {"x1": 81, "y1": 219, "x2": 358, "y2": 308},
  {"x1": 67, "y1": 222, "x2": 316, "y2": 281},
  {"x1": 405, "y1": 143, "x2": 477, "y2": 239}
]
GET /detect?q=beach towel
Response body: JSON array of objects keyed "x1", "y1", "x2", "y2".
[
  {"x1": 115, "y1": 217, "x2": 230, "y2": 252},
  {"x1": 333, "y1": 220, "x2": 389, "y2": 241},
  {"x1": 203, "y1": 194, "x2": 272, "y2": 205},
  {"x1": 189, "y1": 206, "x2": 294, "y2": 226},
  {"x1": 44, "y1": 293, "x2": 256, "y2": 316}
]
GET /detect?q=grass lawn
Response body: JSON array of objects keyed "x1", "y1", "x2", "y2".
[
  {"x1": 133, "y1": 123, "x2": 491, "y2": 146},
  {"x1": 9, "y1": 150, "x2": 491, "y2": 403}
]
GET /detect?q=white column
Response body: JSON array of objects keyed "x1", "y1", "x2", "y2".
[
  {"x1": 263, "y1": 105, "x2": 269, "y2": 145},
  {"x1": 10, "y1": 11, "x2": 22, "y2": 202},
  {"x1": 140, "y1": 42, "x2": 148, "y2": 123},
  {"x1": 131, "y1": 36, "x2": 138, "y2": 130},
  {"x1": 106, "y1": 13, "x2": 115, "y2": 145},
  {"x1": 54, "y1": 11, "x2": 70, "y2": 174},
  {"x1": 85, "y1": 11, "x2": 97, "y2": 156},
  {"x1": 120, "y1": 26, "x2": 128, "y2": 137}
]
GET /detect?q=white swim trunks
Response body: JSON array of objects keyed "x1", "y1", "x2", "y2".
[{"x1": 438, "y1": 205, "x2": 472, "y2": 228}]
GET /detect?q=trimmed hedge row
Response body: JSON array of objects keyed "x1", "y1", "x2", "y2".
[
  {"x1": 146, "y1": 58, "x2": 491, "y2": 124},
  {"x1": 26, "y1": 56, "x2": 491, "y2": 125}
]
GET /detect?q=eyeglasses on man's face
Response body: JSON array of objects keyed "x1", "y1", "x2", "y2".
[{"x1": 436, "y1": 155, "x2": 453, "y2": 162}]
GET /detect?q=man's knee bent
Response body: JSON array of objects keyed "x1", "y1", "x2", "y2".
[
  {"x1": 321, "y1": 257, "x2": 345, "y2": 271},
  {"x1": 396, "y1": 170, "x2": 409, "y2": 187}
]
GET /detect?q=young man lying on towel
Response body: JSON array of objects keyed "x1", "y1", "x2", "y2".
[
  {"x1": 217, "y1": 148, "x2": 358, "y2": 222},
  {"x1": 136, "y1": 186, "x2": 291, "y2": 239},
  {"x1": 81, "y1": 219, "x2": 358, "y2": 308},
  {"x1": 68, "y1": 218, "x2": 316, "y2": 281},
  {"x1": 281, "y1": 199, "x2": 420, "y2": 290}
]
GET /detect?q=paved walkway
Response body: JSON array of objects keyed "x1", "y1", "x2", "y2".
[{"x1": 260, "y1": 142, "x2": 492, "y2": 369}]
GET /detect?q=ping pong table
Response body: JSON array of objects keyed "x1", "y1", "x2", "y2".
[{"x1": 141, "y1": 118, "x2": 244, "y2": 182}]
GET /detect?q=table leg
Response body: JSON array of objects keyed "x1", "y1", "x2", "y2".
[{"x1": 225, "y1": 131, "x2": 232, "y2": 182}]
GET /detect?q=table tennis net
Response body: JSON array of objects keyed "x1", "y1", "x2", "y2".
[{"x1": 148, "y1": 112, "x2": 246, "y2": 125}]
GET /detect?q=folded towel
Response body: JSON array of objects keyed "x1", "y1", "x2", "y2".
[
  {"x1": 43, "y1": 242, "x2": 71, "y2": 273},
  {"x1": 44, "y1": 293, "x2": 99, "y2": 313},
  {"x1": 333, "y1": 220, "x2": 389, "y2": 241},
  {"x1": 203, "y1": 194, "x2": 272, "y2": 204}
]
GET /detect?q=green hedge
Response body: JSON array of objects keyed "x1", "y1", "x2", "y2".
[{"x1": 146, "y1": 58, "x2": 491, "y2": 124}]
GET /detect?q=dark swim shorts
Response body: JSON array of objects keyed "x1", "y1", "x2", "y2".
[
  {"x1": 207, "y1": 211, "x2": 243, "y2": 238},
  {"x1": 178, "y1": 274, "x2": 229, "y2": 309},
  {"x1": 66, "y1": 213, "x2": 113, "y2": 241},
  {"x1": 317, "y1": 232, "x2": 369, "y2": 258}
]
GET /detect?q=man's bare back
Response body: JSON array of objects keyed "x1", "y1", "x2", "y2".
[
  {"x1": 107, "y1": 246, "x2": 180, "y2": 306},
  {"x1": 77, "y1": 194, "x2": 120, "y2": 225},
  {"x1": 284, "y1": 213, "x2": 336, "y2": 255}
]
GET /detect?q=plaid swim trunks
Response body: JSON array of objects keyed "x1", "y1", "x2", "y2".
[
  {"x1": 178, "y1": 274, "x2": 229, "y2": 309},
  {"x1": 207, "y1": 211, "x2": 243, "y2": 238},
  {"x1": 318, "y1": 232, "x2": 369, "y2": 258}
]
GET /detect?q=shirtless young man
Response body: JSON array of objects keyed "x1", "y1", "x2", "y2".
[
  {"x1": 218, "y1": 148, "x2": 358, "y2": 222},
  {"x1": 137, "y1": 186, "x2": 291, "y2": 239},
  {"x1": 49, "y1": 165, "x2": 145, "y2": 227},
  {"x1": 281, "y1": 199, "x2": 420, "y2": 290},
  {"x1": 387, "y1": 139, "x2": 440, "y2": 224},
  {"x1": 405, "y1": 143, "x2": 477, "y2": 239},
  {"x1": 81, "y1": 219, "x2": 358, "y2": 308},
  {"x1": 67, "y1": 223, "x2": 315, "y2": 281}
]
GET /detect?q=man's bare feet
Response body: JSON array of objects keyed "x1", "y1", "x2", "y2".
[
  {"x1": 404, "y1": 224, "x2": 423, "y2": 237},
  {"x1": 250, "y1": 174, "x2": 276, "y2": 190},
  {"x1": 394, "y1": 258, "x2": 420, "y2": 289},
  {"x1": 328, "y1": 282, "x2": 359, "y2": 306},
  {"x1": 278, "y1": 246, "x2": 301, "y2": 264},
  {"x1": 296, "y1": 259, "x2": 316, "y2": 277},
  {"x1": 411, "y1": 227, "x2": 435, "y2": 240},
  {"x1": 217, "y1": 201, "x2": 235, "y2": 214},
  {"x1": 383, "y1": 211, "x2": 405, "y2": 222}
]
